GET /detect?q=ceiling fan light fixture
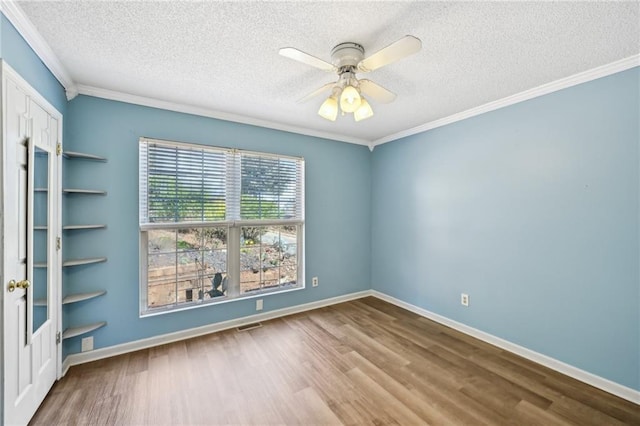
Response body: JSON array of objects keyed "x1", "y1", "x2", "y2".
[
  {"x1": 339, "y1": 85, "x2": 361, "y2": 113},
  {"x1": 318, "y1": 96, "x2": 338, "y2": 121},
  {"x1": 281, "y1": 35, "x2": 421, "y2": 123},
  {"x1": 354, "y1": 97, "x2": 374, "y2": 122}
]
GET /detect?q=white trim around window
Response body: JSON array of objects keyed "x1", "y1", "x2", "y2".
[{"x1": 138, "y1": 137, "x2": 305, "y2": 315}]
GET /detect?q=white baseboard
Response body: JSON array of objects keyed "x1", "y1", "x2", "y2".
[
  {"x1": 61, "y1": 288, "x2": 639, "y2": 405},
  {"x1": 61, "y1": 290, "x2": 373, "y2": 376},
  {"x1": 370, "y1": 290, "x2": 640, "y2": 405}
]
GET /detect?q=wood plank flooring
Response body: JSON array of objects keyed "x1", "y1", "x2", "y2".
[{"x1": 31, "y1": 297, "x2": 640, "y2": 425}]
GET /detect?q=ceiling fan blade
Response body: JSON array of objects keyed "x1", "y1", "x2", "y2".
[
  {"x1": 358, "y1": 79, "x2": 396, "y2": 104},
  {"x1": 279, "y1": 47, "x2": 336, "y2": 72},
  {"x1": 297, "y1": 82, "x2": 336, "y2": 103},
  {"x1": 357, "y1": 35, "x2": 422, "y2": 73}
]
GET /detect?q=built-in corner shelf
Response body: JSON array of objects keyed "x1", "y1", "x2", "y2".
[
  {"x1": 63, "y1": 151, "x2": 107, "y2": 162},
  {"x1": 63, "y1": 290, "x2": 107, "y2": 305},
  {"x1": 62, "y1": 321, "x2": 107, "y2": 340},
  {"x1": 63, "y1": 257, "x2": 107, "y2": 267},
  {"x1": 61, "y1": 150, "x2": 109, "y2": 347},
  {"x1": 63, "y1": 188, "x2": 107, "y2": 195}
]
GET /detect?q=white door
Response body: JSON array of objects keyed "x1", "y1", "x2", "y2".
[{"x1": 2, "y1": 65, "x2": 60, "y2": 425}]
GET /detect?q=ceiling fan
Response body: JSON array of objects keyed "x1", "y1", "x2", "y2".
[{"x1": 279, "y1": 35, "x2": 422, "y2": 122}]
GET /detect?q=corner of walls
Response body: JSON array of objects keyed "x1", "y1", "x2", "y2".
[
  {"x1": 372, "y1": 290, "x2": 640, "y2": 404},
  {"x1": 62, "y1": 94, "x2": 372, "y2": 357},
  {"x1": 371, "y1": 66, "x2": 640, "y2": 392}
]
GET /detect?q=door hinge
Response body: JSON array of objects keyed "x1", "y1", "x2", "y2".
[
  {"x1": 56, "y1": 143, "x2": 62, "y2": 156},
  {"x1": 56, "y1": 237, "x2": 61, "y2": 251},
  {"x1": 56, "y1": 332, "x2": 61, "y2": 344}
]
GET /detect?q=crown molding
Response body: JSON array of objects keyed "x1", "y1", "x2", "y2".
[
  {"x1": 1, "y1": 1, "x2": 365, "y2": 145},
  {"x1": 1, "y1": 0, "x2": 78, "y2": 99},
  {"x1": 3, "y1": 0, "x2": 637, "y2": 147},
  {"x1": 373, "y1": 54, "x2": 640, "y2": 147},
  {"x1": 76, "y1": 84, "x2": 370, "y2": 147}
]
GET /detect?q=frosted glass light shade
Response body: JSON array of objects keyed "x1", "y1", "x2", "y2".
[
  {"x1": 318, "y1": 96, "x2": 338, "y2": 121},
  {"x1": 354, "y1": 98, "x2": 374, "y2": 121},
  {"x1": 339, "y1": 85, "x2": 361, "y2": 113}
]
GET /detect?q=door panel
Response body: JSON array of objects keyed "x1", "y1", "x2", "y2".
[
  {"x1": 4, "y1": 75, "x2": 31, "y2": 421},
  {"x1": 3, "y1": 65, "x2": 60, "y2": 425}
]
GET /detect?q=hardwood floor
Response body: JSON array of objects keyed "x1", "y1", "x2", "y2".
[{"x1": 31, "y1": 297, "x2": 639, "y2": 425}]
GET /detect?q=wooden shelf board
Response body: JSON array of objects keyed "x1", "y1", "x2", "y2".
[
  {"x1": 63, "y1": 257, "x2": 107, "y2": 267},
  {"x1": 63, "y1": 151, "x2": 107, "y2": 162},
  {"x1": 63, "y1": 224, "x2": 106, "y2": 230},
  {"x1": 63, "y1": 290, "x2": 107, "y2": 305},
  {"x1": 62, "y1": 321, "x2": 107, "y2": 340},
  {"x1": 63, "y1": 189, "x2": 107, "y2": 195},
  {"x1": 34, "y1": 298, "x2": 47, "y2": 306}
]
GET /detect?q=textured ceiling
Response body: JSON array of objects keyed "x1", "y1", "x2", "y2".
[{"x1": 15, "y1": 1, "x2": 640, "y2": 144}]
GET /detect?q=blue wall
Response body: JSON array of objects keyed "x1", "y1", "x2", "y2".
[
  {"x1": 62, "y1": 96, "x2": 372, "y2": 356},
  {"x1": 371, "y1": 67, "x2": 640, "y2": 390},
  {"x1": 3, "y1": 9, "x2": 638, "y2": 392},
  {"x1": 1, "y1": 14, "x2": 67, "y2": 114}
]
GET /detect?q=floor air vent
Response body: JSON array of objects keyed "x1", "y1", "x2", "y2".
[{"x1": 236, "y1": 322, "x2": 262, "y2": 332}]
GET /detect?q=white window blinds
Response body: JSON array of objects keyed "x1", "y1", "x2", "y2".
[
  {"x1": 139, "y1": 138, "x2": 304, "y2": 227},
  {"x1": 240, "y1": 153, "x2": 304, "y2": 220}
]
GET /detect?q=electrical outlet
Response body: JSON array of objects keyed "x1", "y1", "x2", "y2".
[
  {"x1": 256, "y1": 299, "x2": 263, "y2": 311},
  {"x1": 312, "y1": 277, "x2": 319, "y2": 287},
  {"x1": 461, "y1": 293, "x2": 469, "y2": 307},
  {"x1": 81, "y1": 336, "x2": 93, "y2": 352}
]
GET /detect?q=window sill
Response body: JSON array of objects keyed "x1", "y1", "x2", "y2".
[{"x1": 139, "y1": 284, "x2": 305, "y2": 318}]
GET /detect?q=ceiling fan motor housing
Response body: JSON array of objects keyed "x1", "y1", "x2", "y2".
[{"x1": 331, "y1": 42, "x2": 365, "y2": 68}]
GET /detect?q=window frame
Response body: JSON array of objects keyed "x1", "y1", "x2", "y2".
[{"x1": 138, "y1": 137, "x2": 305, "y2": 316}]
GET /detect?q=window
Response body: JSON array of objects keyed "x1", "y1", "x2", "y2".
[{"x1": 139, "y1": 137, "x2": 304, "y2": 314}]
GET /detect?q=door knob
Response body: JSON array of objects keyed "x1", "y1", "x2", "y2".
[{"x1": 7, "y1": 279, "x2": 30, "y2": 292}]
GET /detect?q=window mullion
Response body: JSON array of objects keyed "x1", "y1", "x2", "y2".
[
  {"x1": 227, "y1": 226, "x2": 241, "y2": 297},
  {"x1": 226, "y1": 150, "x2": 241, "y2": 297},
  {"x1": 226, "y1": 150, "x2": 240, "y2": 221}
]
